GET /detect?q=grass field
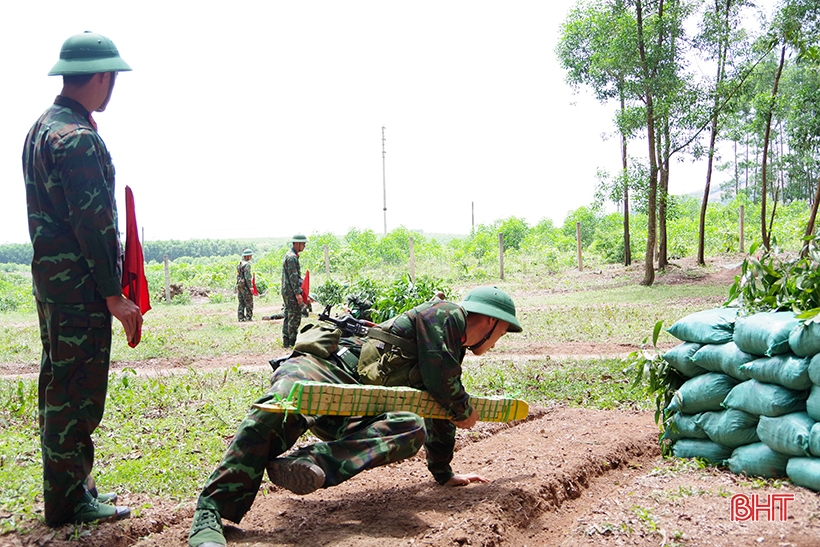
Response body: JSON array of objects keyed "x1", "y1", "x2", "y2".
[{"x1": 0, "y1": 257, "x2": 735, "y2": 533}]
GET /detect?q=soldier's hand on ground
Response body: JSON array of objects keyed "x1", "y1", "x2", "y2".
[
  {"x1": 106, "y1": 295, "x2": 143, "y2": 346},
  {"x1": 452, "y1": 407, "x2": 479, "y2": 429},
  {"x1": 445, "y1": 473, "x2": 490, "y2": 486}
]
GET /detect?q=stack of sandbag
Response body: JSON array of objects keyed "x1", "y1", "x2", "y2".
[{"x1": 663, "y1": 308, "x2": 820, "y2": 492}]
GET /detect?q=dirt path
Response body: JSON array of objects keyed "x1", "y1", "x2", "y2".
[{"x1": 7, "y1": 405, "x2": 818, "y2": 547}]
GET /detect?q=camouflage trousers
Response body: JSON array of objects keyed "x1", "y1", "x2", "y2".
[
  {"x1": 237, "y1": 288, "x2": 253, "y2": 321},
  {"x1": 36, "y1": 300, "x2": 112, "y2": 526},
  {"x1": 197, "y1": 354, "x2": 426, "y2": 524},
  {"x1": 281, "y1": 297, "x2": 302, "y2": 344}
]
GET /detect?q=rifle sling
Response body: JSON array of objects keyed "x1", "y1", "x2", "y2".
[{"x1": 366, "y1": 327, "x2": 416, "y2": 355}]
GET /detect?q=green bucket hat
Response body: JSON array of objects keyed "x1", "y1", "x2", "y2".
[
  {"x1": 49, "y1": 31, "x2": 132, "y2": 76},
  {"x1": 460, "y1": 286, "x2": 522, "y2": 333}
]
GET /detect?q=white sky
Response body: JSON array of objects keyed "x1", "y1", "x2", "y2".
[{"x1": 1, "y1": 0, "x2": 770, "y2": 244}]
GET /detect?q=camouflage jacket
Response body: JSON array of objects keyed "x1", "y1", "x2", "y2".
[
  {"x1": 236, "y1": 260, "x2": 252, "y2": 292},
  {"x1": 22, "y1": 96, "x2": 122, "y2": 304},
  {"x1": 384, "y1": 300, "x2": 472, "y2": 485},
  {"x1": 386, "y1": 300, "x2": 472, "y2": 422},
  {"x1": 281, "y1": 248, "x2": 302, "y2": 298}
]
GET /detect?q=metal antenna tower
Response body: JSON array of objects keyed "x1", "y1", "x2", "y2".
[{"x1": 382, "y1": 126, "x2": 387, "y2": 234}]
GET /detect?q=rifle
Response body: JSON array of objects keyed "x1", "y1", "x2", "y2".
[{"x1": 318, "y1": 305, "x2": 375, "y2": 338}]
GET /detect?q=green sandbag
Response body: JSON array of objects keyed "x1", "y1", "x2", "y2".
[
  {"x1": 807, "y1": 385, "x2": 820, "y2": 422},
  {"x1": 662, "y1": 411, "x2": 707, "y2": 440},
  {"x1": 809, "y1": 354, "x2": 820, "y2": 385},
  {"x1": 663, "y1": 342, "x2": 707, "y2": 378},
  {"x1": 666, "y1": 372, "x2": 739, "y2": 415},
  {"x1": 727, "y1": 442, "x2": 790, "y2": 479},
  {"x1": 740, "y1": 354, "x2": 812, "y2": 391},
  {"x1": 811, "y1": 423, "x2": 820, "y2": 457},
  {"x1": 691, "y1": 342, "x2": 753, "y2": 381},
  {"x1": 788, "y1": 321, "x2": 820, "y2": 357},
  {"x1": 672, "y1": 438, "x2": 733, "y2": 464},
  {"x1": 722, "y1": 379, "x2": 807, "y2": 417},
  {"x1": 733, "y1": 311, "x2": 799, "y2": 356},
  {"x1": 696, "y1": 409, "x2": 759, "y2": 448},
  {"x1": 667, "y1": 308, "x2": 737, "y2": 345},
  {"x1": 786, "y1": 457, "x2": 820, "y2": 492},
  {"x1": 757, "y1": 412, "x2": 814, "y2": 456}
]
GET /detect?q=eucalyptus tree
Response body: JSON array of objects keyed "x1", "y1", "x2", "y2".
[
  {"x1": 557, "y1": 0, "x2": 640, "y2": 265},
  {"x1": 692, "y1": 0, "x2": 755, "y2": 265},
  {"x1": 756, "y1": 0, "x2": 820, "y2": 249}
]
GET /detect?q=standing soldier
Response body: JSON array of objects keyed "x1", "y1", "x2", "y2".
[
  {"x1": 236, "y1": 249, "x2": 254, "y2": 322},
  {"x1": 281, "y1": 234, "x2": 307, "y2": 348},
  {"x1": 22, "y1": 31, "x2": 140, "y2": 525}
]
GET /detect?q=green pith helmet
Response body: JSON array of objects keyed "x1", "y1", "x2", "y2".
[
  {"x1": 460, "y1": 286, "x2": 522, "y2": 333},
  {"x1": 48, "y1": 31, "x2": 132, "y2": 76},
  {"x1": 292, "y1": 234, "x2": 308, "y2": 243},
  {"x1": 242, "y1": 248, "x2": 253, "y2": 257}
]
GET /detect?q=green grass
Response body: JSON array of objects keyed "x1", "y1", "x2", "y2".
[
  {"x1": 0, "y1": 260, "x2": 736, "y2": 533},
  {"x1": 0, "y1": 367, "x2": 271, "y2": 533}
]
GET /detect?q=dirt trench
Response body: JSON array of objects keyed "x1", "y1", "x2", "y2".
[{"x1": 6, "y1": 406, "x2": 818, "y2": 547}]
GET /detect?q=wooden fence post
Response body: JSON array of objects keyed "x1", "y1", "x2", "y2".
[
  {"x1": 409, "y1": 237, "x2": 416, "y2": 284},
  {"x1": 323, "y1": 245, "x2": 330, "y2": 276},
  {"x1": 498, "y1": 232, "x2": 505, "y2": 280},
  {"x1": 576, "y1": 222, "x2": 583, "y2": 271},
  {"x1": 164, "y1": 254, "x2": 171, "y2": 303}
]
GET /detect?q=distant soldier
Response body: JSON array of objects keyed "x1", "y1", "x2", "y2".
[
  {"x1": 236, "y1": 249, "x2": 254, "y2": 322},
  {"x1": 281, "y1": 234, "x2": 307, "y2": 347}
]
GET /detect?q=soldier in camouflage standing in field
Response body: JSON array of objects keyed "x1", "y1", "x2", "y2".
[
  {"x1": 281, "y1": 234, "x2": 307, "y2": 347},
  {"x1": 22, "y1": 31, "x2": 141, "y2": 526},
  {"x1": 187, "y1": 286, "x2": 522, "y2": 547},
  {"x1": 236, "y1": 249, "x2": 254, "y2": 321}
]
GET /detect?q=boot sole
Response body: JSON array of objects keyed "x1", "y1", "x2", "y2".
[{"x1": 267, "y1": 459, "x2": 325, "y2": 495}]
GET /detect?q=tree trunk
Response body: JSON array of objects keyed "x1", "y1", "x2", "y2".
[
  {"x1": 760, "y1": 44, "x2": 786, "y2": 250},
  {"x1": 658, "y1": 116, "x2": 670, "y2": 270},
  {"x1": 803, "y1": 175, "x2": 820, "y2": 258},
  {"x1": 698, "y1": 0, "x2": 732, "y2": 265},
  {"x1": 637, "y1": 0, "x2": 657, "y2": 286},
  {"x1": 620, "y1": 87, "x2": 631, "y2": 266}
]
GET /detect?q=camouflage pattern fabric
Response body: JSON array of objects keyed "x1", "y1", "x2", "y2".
[
  {"x1": 281, "y1": 248, "x2": 302, "y2": 343},
  {"x1": 374, "y1": 299, "x2": 472, "y2": 484},
  {"x1": 196, "y1": 353, "x2": 425, "y2": 524},
  {"x1": 36, "y1": 300, "x2": 112, "y2": 526},
  {"x1": 23, "y1": 96, "x2": 122, "y2": 304},
  {"x1": 236, "y1": 260, "x2": 253, "y2": 321},
  {"x1": 22, "y1": 96, "x2": 122, "y2": 526}
]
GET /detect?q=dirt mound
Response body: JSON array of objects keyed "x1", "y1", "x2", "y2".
[{"x1": 5, "y1": 405, "x2": 819, "y2": 547}]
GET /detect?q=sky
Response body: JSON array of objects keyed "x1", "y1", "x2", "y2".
[{"x1": 1, "y1": 0, "x2": 772, "y2": 244}]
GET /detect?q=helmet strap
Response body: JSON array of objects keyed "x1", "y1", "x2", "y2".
[{"x1": 467, "y1": 319, "x2": 499, "y2": 351}]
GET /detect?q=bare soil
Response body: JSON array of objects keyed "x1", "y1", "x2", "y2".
[{"x1": 3, "y1": 257, "x2": 819, "y2": 547}]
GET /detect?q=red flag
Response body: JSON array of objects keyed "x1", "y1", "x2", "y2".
[
  {"x1": 301, "y1": 270, "x2": 310, "y2": 302},
  {"x1": 252, "y1": 273, "x2": 259, "y2": 296},
  {"x1": 122, "y1": 185, "x2": 151, "y2": 347}
]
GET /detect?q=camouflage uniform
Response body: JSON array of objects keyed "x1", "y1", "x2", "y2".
[
  {"x1": 22, "y1": 96, "x2": 122, "y2": 526},
  {"x1": 236, "y1": 259, "x2": 253, "y2": 321},
  {"x1": 280, "y1": 247, "x2": 302, "y2": 345},
  {"x1": 194, "y1": 299, "x2": 472, "y2": 524}
]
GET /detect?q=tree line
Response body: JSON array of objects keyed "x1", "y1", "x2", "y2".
[{"x1": 557, "y1": 0, "x2": 820, "y2": 285}]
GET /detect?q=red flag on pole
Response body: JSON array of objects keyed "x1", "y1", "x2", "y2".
[
  {"x1": 122, "y1": 185, "x2": 151, "y2": 347},
  {"x1": 301, "y1": 270, "x2": 310, "y2": 302},
  {"x1": 252, "y1": 273, "x2": 259, "y2": 296}
]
